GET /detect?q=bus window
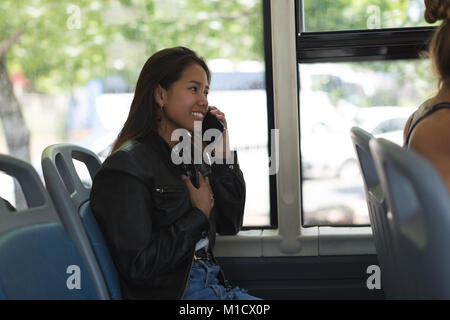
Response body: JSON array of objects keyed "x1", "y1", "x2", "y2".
[
  {"x1": 302, "y1": 0, "x2": 434, "y2": 32},
  {"x1": 0, "y1": 0, "x2": 272, "y2": 228},
  {"x1": 299, "y1": 60, "x2": 433, "y2": 226},
  {"x1": 0, "y1": 170, "x2": 26, "y2": 211},
  {"x1": 296, "y1": 0, "x2": 437, "y2": 228}
]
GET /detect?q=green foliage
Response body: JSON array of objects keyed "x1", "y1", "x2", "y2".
[
  {"x1": 0, "y1": 0, "x2": 439, "y2": 97},
  {"x1": 1, "y1": 0, "x2": 263, "y2": 93},
  {"x1": 303, "y1": 0, "x2": 430, "y2": 32}
]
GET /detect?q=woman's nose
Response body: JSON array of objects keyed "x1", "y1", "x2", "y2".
[{"x1": 199, "y1": 95, "x2": 208, "y2": 109}]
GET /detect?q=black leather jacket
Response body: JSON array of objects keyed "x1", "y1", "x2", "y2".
[{"x1": 90, "y1": 131, "x2": 246, "y2": 299}]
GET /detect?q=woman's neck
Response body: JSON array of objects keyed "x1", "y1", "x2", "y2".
[
  {"x1": 158, "y1": 127, "x2": 183, "y2": 149},
  {"x1": 157, "y1": 125, "x2": 195, "y2": 149}
]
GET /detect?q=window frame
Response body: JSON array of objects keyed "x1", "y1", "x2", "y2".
[
  {"x1": 264, "y1": 0, "x2": 279, "y2": 230},
  {"x1": 297, "y1": 27, "x2": 435, "y2": 63},
  {"x1": 217, "y1": 0, "x2": 436, "y2": 258},
  {"x1": 240, "y1": 0, "x2": 278, "y2": 230}
]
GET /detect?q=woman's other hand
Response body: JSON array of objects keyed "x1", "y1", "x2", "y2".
[{"x1": 181, "y1": 172, "x2": 214, "y2": 217}]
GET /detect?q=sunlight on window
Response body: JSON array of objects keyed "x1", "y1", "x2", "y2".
[
  {"x1": 0, "y1": 0, "x2": 269, "y2": 227},
  {"x1": 299, "y1": 60, "x2": 433, "y2": 226}
]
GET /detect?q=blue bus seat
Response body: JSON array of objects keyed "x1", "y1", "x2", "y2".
[
  {"x1": 0, "y1": 154, "x2": 98, "y2": 299},
  {"x1": 41, "y1": 144, "x2": 121, "y2": 300},
  {"x1": 370, "y1": 138, "x2": 450, "y2": 299},
  {"x1": 350, "y1": 127, "x2": 399, "y2": 299}
]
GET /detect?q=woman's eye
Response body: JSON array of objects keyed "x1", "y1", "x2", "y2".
[{"x1": 189, "y1": 87, "x2": 208, "y2": 96}]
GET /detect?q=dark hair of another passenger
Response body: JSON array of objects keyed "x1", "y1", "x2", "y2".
[
  {"x1": 425, "y1": 0, "x2": 450, "y2": 90},
  {"x1": 111, "y1": 46, "x2": 211, "y2": 153}
]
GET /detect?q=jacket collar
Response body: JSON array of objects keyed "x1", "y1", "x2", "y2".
[{"x1": 137, "y1": 130, "x2": 185, "y2": 176}]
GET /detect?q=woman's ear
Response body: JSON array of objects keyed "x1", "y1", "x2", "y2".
[{"x1": 154, "y1": 84, "x2": 167, "y2": 107}]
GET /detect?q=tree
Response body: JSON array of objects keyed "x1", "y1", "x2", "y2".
[
  {"x1": 303, "y1": 0, "x2": 426, "y2": 32},
  {"x1": 2, "y1": 0, "x2": 263, "y2": 95},
  {"x1": 0, "y1": 0, "x2": 263, "y2": 207},
  {"x1": 1, "y1": 0, "x2": 264, "y2": 145},
  {"x1": 0, "y1": 30, "x2": 29, "y2": 162}
]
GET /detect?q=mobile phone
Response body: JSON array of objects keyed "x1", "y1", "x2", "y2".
[
  {"x1": 182, "y1": 144, "x2": 212, "y2": 188},
  {"x1": 202, "y1": 109, "x2": 224, "y2": 136}
]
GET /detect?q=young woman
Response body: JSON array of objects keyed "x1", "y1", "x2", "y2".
[
  {"x1": 90, "y1": 46, "x2": 260, "y2": 300},
  {"x1": 403, "y1": 0, "x2": 450, "y2": 192}
]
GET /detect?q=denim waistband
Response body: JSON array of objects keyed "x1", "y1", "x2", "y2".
[{"x1": 194, "y1": 248, "x2": 212, "y2": 261}]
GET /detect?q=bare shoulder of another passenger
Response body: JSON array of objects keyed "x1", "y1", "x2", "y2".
[
  {"x1": 409, "y1": 108, "x2": 450, "y2": 190},
  {"x1": 409, "y1": 108, "x2": 450, "y2": 150}
]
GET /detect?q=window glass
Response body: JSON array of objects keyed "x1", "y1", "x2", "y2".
[
  {"x1": 0, "y1": 0, "x2": 269, "y2": 227},
  {"x1": 299, "y1": 59, "x2": 434, "y2": 226},
  {"x1": 303, "y1": 0, "x2": 435, "y2": 32},
  {"x1": 0, "y1": 171, "x2": 26, "y2": 211}
]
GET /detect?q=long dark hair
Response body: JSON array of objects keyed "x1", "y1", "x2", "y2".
[{"x1": 111, "y1": 46, "x2": 211, "y2": 152}]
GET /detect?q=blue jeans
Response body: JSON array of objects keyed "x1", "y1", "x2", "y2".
[{"x1": 182, "y1": 260, "x2": 262, "y2": 300}]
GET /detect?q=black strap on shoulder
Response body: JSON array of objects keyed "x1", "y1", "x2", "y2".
[{"x1": 405, "y1": 103, "x2": 450, "y2": 147}]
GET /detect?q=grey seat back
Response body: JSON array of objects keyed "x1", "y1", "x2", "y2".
[
  {"x1": 370, "y1": 138, "x2": 450, "y2": 299},
  {"x1": 350, "y1": 127, "x2": 398, "y2": 299},
  {"x1": 42, "y1": 143, "x2": 121, "y2": 300},
  {"x1": 0, "y1": 154, "x2": 98, "y2": 299}
]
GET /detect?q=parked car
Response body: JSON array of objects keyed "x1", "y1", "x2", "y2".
[
  {"x1": 301, "y1": 103, "x2": 415, "y2": 179},
  {"x1": 355, "y1": 106, "x2": 415, "y2": 145},
  {"x1": 301, "y1": 121, "x2": 358, "y2": 179}
]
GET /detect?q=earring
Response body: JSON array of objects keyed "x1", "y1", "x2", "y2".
[{"x1": 157, "y1": 105, "x2": 164, "y2": 122}]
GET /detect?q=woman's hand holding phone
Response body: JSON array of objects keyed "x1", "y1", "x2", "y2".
[{"x1": 207, "y1": 106, "x2": 227, "y2": 130}]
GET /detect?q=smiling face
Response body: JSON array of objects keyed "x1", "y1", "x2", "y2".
[{"x1": 156, "y1": 63, "x2": 210, "y2": 140}]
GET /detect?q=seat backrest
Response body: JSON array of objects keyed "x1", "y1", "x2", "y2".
[
  {"x1": 41, "y1": 144, "x2": 121, "y2": 300},
  {"x1": 0, "y1": 154, "x2": 98, "y2": 299},
  {"x1": 350, "y1": 127, "x2": 398, "y2": 298},
  {"x1": 370, "y1": 138, "x2": 450, "y2": 299}
]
